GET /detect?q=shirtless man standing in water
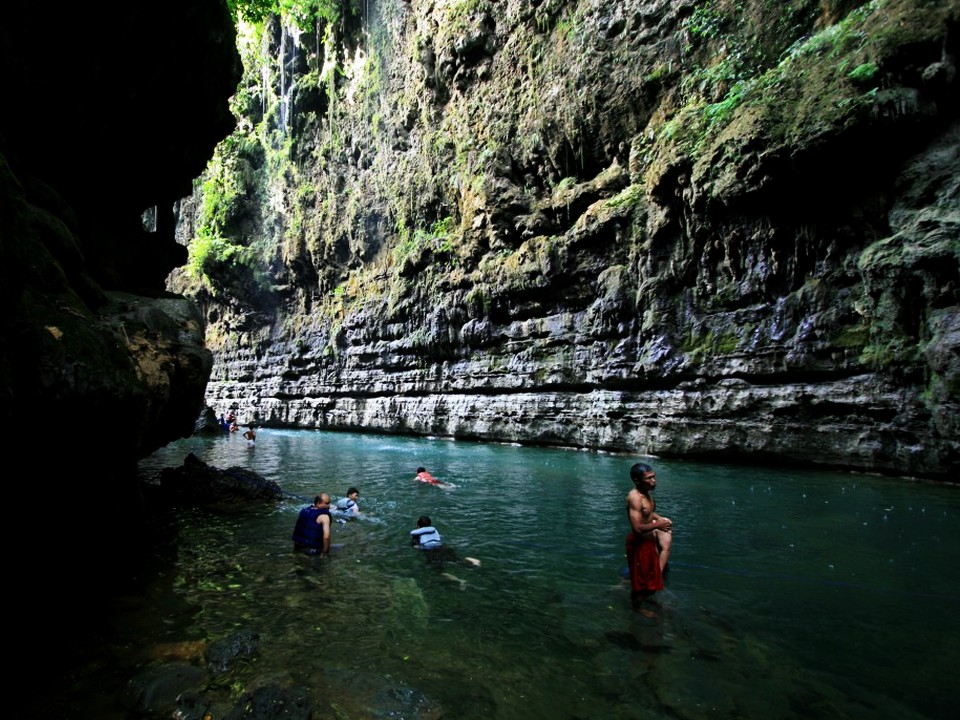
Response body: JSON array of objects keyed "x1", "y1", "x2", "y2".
[{"x1": 625, "y1": 463, "x2": 672, "y2": 610}]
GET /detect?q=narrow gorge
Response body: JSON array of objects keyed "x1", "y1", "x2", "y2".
[
  {"x1": 2, "y1": 1, "x2": 957, "y2": 712},
  {"x1": 172, "y1": 0, "x2": 960, "y2": 482}
]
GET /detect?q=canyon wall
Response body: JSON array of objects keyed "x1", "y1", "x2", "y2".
[{"x1": 174, "y1": 0, "x2": 959, "y2": 481}]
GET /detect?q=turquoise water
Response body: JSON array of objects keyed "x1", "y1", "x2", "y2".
[{"x1": 69, "y1": 430, "x2": 960, "y2": 718}]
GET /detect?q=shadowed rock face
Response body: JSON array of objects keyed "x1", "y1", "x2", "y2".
[
  {"x1": 1, "y1": 3, "x2": 240, "y2": 291},
  {"x1": 1, "y1": 0, "x2": 239, "y2": 482},
  {"x1": 0, "y1": 0, "x2": 241, "y2": 669}
]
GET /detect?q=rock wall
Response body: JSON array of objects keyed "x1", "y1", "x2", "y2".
[
  {"x1": 0, "y1": 0, "x2": 241, "y2": 667},
  {"x1": 1, "y1": 0, "x2": 239, "y2": 472},
  {"x1": 175, "y1": 0, "x2": 959, "y2": 481}
]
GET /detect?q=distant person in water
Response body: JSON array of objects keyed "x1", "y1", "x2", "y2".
[
  {"x1": 331, "y1": 487, "x2": 362, "y2": 522},
  {"x1": 414, "y1": 467, "x2": 445, "y2": 486},
  {"x1": 243, "y1": 425, "x2": 256, "y2": 447},
  {"x1": 292, "y1": 493, "x2": 332, "y2": 557},
  {"x1": 625, "y1": 463, "x2": 672, "y2": 612}
]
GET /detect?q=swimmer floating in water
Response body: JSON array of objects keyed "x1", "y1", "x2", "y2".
[
  {"x1": 331, "y1": 487, "x2": 362, "y2": 523},
  {"x1": 410, "y1": 515, "x2": 481, "y2": 579},
  {"x1": 414, "y1": 467, "x2": 453, "y2": 487}
]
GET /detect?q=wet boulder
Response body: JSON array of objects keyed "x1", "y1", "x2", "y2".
[{"x1": 156, "y1": 453, "x2": 283, "y2": 508}]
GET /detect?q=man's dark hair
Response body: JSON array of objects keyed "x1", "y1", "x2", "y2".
[
  {"x1": 347, "y1": 487, "x2": 359, "y2": 495},
  {"x1": 416, "y1": 467, "x2": 426, "y2": 473},
  {"x1": 418, "y1": 515, "x2": 432, "y2": 527},
  {"x1": 630, "y1": 463, "x2": 654, "y2": 482}
]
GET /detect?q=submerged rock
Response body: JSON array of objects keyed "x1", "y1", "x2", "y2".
[
  {"x1": 126, "y1": 662, "x2": 206, "y2": 716},
  {"x1": 207, "y1": 629, "x2": 261, "y2": 675},
  {"x1": 223, "y1": 684, "x2": 313, "y2": 720}
]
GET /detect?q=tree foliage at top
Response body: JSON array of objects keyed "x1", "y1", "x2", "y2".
[{"x1": 226, "y1": 0, "x2": 344, "y2": 28}]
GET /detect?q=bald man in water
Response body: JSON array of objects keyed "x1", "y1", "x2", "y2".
[{"x1": 292, "y1": 493, "x2": 332, "y2": 557}]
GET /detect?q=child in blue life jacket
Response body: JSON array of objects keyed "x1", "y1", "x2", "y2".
[
  {"x1": 410, "y1": 515, "x2": 442, "y2": 549},
  {"x1": 331, "y1": 487, "x2": 362, "y2": 522},
  {"x1": 410, "y1": 516, "x2": 481, "y2": 570}
]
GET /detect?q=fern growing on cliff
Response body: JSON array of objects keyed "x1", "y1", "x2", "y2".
[{"x1": 186, "y1": 227, "x2": 254, "y2": 293}]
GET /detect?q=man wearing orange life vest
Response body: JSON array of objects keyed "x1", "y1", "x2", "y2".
[{"x1": 414, "y1": 467, "x2": 444, "y2": 486}]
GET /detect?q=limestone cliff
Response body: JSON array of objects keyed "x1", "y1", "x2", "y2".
[{"x1": 174, "y1": 0, "x2": 959, "y2": 481}]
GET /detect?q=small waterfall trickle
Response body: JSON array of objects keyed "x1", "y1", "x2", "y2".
[
  {"x1": 278, "y1": 22, "x2": 302, "y2": 135},
  {"x1": 278, "y1": 26, "x2": 290, "y2": 133}
]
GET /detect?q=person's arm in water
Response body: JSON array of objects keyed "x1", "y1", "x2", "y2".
[
  {"x1": 318, "y1": 513, "x2": 331, "y2": 556},
  {"x1": 411, "y1": 527, "x2": 430, "y2": 546}
]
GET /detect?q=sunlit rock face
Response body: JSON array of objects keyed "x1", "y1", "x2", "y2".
[
  {"x1": 0, "y1": 1, "x2": 240, "y2": 570},
  {"x1": 180, "y1": 1, "x2": 957, "y2": 481}
]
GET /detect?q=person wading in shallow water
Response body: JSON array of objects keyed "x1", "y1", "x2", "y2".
[
  {"x1": 625, "y1": 463, "x2": 673, "y2": 614},
  {"x1": 243, "y1": 425, "x2": 256, "y2": 448},
  {"x1": 292, "y1": 493, "x2": 332, "y2": 557}
]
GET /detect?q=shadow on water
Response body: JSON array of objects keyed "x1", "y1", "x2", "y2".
[{"x1": 23, "y1": 429, "x2": 960, "y2": 720}]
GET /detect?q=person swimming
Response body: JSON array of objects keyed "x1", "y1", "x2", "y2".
[
  {"x1": 410, "y1": 515, "x2": 443, "y2": 549},
  {"x1": 331, "y1": 487, "x2": 362, "y2": 522},
  {"x1": 410, "y1": 515, "x2": 480, "y2": 571},
  {"x1": 414, "y1": 467, "x2": 445, "y2": 486}
]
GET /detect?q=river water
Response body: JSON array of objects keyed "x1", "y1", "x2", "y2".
[{"x1": 48, "y1": 430, "x2": 960, "y2": 719}]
